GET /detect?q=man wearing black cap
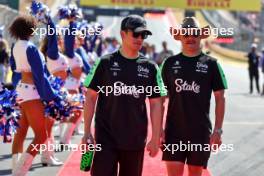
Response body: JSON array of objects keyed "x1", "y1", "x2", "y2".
[
  {"x1": 82, "y1": 15, "x2": 166, "y2": 176},
  {"x1": 161, "y1": 17, "x2": 227, "y2": 176}
]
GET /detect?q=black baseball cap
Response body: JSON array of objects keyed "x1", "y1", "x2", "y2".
[{"x1": 121, "y1": 15, "x2": 152, "y2": 35}]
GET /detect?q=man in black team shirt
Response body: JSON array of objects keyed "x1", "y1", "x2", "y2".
[
  {"x1": 82, "y1": 15, "x2": 166, "y2": 176},
  {"x1": 161, "y1": 17, "x2": 227, "y2": 176}
]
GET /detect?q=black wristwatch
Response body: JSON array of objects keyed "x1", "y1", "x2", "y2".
[{"x1": 213, "y1": 128, "x2": 223, "y2": 135}]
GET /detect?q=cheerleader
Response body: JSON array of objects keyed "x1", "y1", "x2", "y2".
[
  {"x1": 9, "y1": 44, "x2": 22, "y2": 88},
  {"x1": 71, "y1": 25, "x2": 92, "y2": 135},
  {"x1": 59, "y1": 12, "x2": 84, "y2": 147},
  {"x1": 9, "y1": 15, "x2": 64, "y2": 176},
  {"x1": 38, "y1": 16, "x2": 67, "y2": 166},
  {"x1": 89, "y1": 23, "x2": 103, "y2": 57},
  {"x1": 75, "y1": 26, "x2": 91, "y2": 75}
]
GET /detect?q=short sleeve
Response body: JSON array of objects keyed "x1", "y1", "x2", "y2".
[
  {"x1": 148, "y1": 64, "x2": 167, "y2": 99},
  {"x1": 160, "y1": 59, "x2": 169, "y2": 89},
  {"x1": 212, "y1": 61, "x2": 228, "y2": 91},
  {"x1": 83, "y1": 59, "x2": 103, "y2": 92}
]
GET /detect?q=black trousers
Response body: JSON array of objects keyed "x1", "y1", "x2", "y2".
[
  {"x1": 249, "y1": 68, "x2": 260, "y2": 93},
  {"x1": 91, "y1": 148, "x2": 145, "y2": 176}
]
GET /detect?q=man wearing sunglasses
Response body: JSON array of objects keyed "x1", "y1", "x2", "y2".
[
  {"x1": 161, "y1": 17, "x2": 228, "y2": 176},
  {"x1": 82, "y1": 15, "x2": 166, "y2": 176}
]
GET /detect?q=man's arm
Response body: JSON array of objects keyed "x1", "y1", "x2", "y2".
[
  {"x1": 160, "y1": 96, "x2": 168, "y2": 142},
  {"x1": 82, "y1": 88, "x2": 98, "y2": 143},
  {"x1": 214, "y1": 90, "x2": 225, "y2": 130},
  {"x1": 210, "y1": 90, "x2": 225, "y2": 148},
  {"x1": 149, "y1": 97, "x2": 163, "y2": 142},
  {"x1": 147, "y1": 97, "x2": 163, "y2": 157}
]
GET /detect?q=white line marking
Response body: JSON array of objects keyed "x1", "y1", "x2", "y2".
[{"x1": 224, "y1": 121, "x2": 264, "y2": 125}]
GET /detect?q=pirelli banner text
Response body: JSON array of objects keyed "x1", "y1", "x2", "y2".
[{"x1": 80, "y1": 0, "x2": 261, "y2": 12}]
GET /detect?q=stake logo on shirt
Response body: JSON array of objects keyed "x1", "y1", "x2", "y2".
[
  {"x1": 196, "y1": 62, "x2": 208, "y2": 73},
  {"x1": 175, "y1": 78, "x2": 200, "y2": 94},
  {"x1": 137, "y1": 65, "x2": 150, "y2": 78},
  {"x1": 113, "y1": 81, "x2": 140, "y2": 98}
]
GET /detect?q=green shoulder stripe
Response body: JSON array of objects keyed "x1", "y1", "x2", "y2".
[
  {"x1": 217, "y1": 63, "x2": 228, "y2": 89},
  {"x1": 155, "y1": 65, "x2": 167, "y2": 96},
  {"x1": 84, "y1": 59, "x2": 101, "y2": 87},
  {"x1": 159, "y1": 58, "x2": 166, "y2": 73}
]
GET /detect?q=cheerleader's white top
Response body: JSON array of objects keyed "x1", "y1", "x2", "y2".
[
  {"x1": 47, "y1": 53, "x2": 69, "y2": 73},
  {"x1": 63, "y1": 53, "x2": 83, "y2": 90},
  {"x1": 63, "y1": 21, "x2": 84, "y2": 90},
  {"x1": 13, "y1": 40, "x2": 57, "y2": 103},
  {"x1": 45, "y1": 19, "x2": 69, "y2": 74},
  {"x1": 67, "y1": 53, "x2": 83, "y2": 70}
]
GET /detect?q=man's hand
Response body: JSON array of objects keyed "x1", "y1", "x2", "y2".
[
  {"x1": 81, "y1": 133, "x2": 95, "y2": 153},
  {"x1": 146, "y1": 139, "x2": 160, "y2": 157},
  {"x1": 148, "y1": 97, "x2": 163, "y2": 157},
  {"x1": 82, "y1": 133, "x2": 95, "y2": 145},
  {"x1": 82, "y1": 88, "x2": 98, "y2": 151},
  {"x1": 210, "y1": 132, "x2": 222, "y2": 151},
  {"x1": 212, "y1": 90, "x2": 225, "y2": 151}
]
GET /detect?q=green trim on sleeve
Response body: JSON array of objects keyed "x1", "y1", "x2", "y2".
[
  {"x1": 84, "y1": 59, "x2": 101, "y2": 87},
  {"x1": 155, "y1": 65, "x2": 167, "y2": 96},
  {"x1": 217, "y1": 62, "x2": 228, "y2": 89}
]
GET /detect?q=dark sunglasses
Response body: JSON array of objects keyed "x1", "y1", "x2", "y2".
[
  {"x1": 183, "y1": 28, "x2": 200, "y2": 38},
  {"x1": 183, "y1": 34, "x2": 199, "y2": 38},
  {"x1": 132, "y1": 32, "x2": 149, "y2": 39}
]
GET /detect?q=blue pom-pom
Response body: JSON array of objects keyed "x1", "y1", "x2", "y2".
[
  {"x1": 49, "y1": 76, "x2": 65, "y2": 91},
  {"x1": 57, "y1": 5, "x2": 82, "y2": 20},
  {"x1": 29, "y1": 1, "x2": 50, "y2": 24},
  {"x1": 69, "y1": 5, "x2": 82, "y2": 19},
  {"x1": 30, "y1": 1, "x2": 42, "y2": 16},
  {"x1": 58, "y1": 6, "x2": 70, "y2": 20},
  {"x1": 0, "y1": 88, "x2": 20, "y2": 143},
  {"x1": 44, "y1": 76, "x2": 76, "y2": 121}
]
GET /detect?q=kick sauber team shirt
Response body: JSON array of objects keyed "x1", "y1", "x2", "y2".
[
  {"x1": 161, "y1": 52, "x2": 227, "y2": 141},
  {"x1": 84, "y1": 50, "x2": 166, "y2": 150}
]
